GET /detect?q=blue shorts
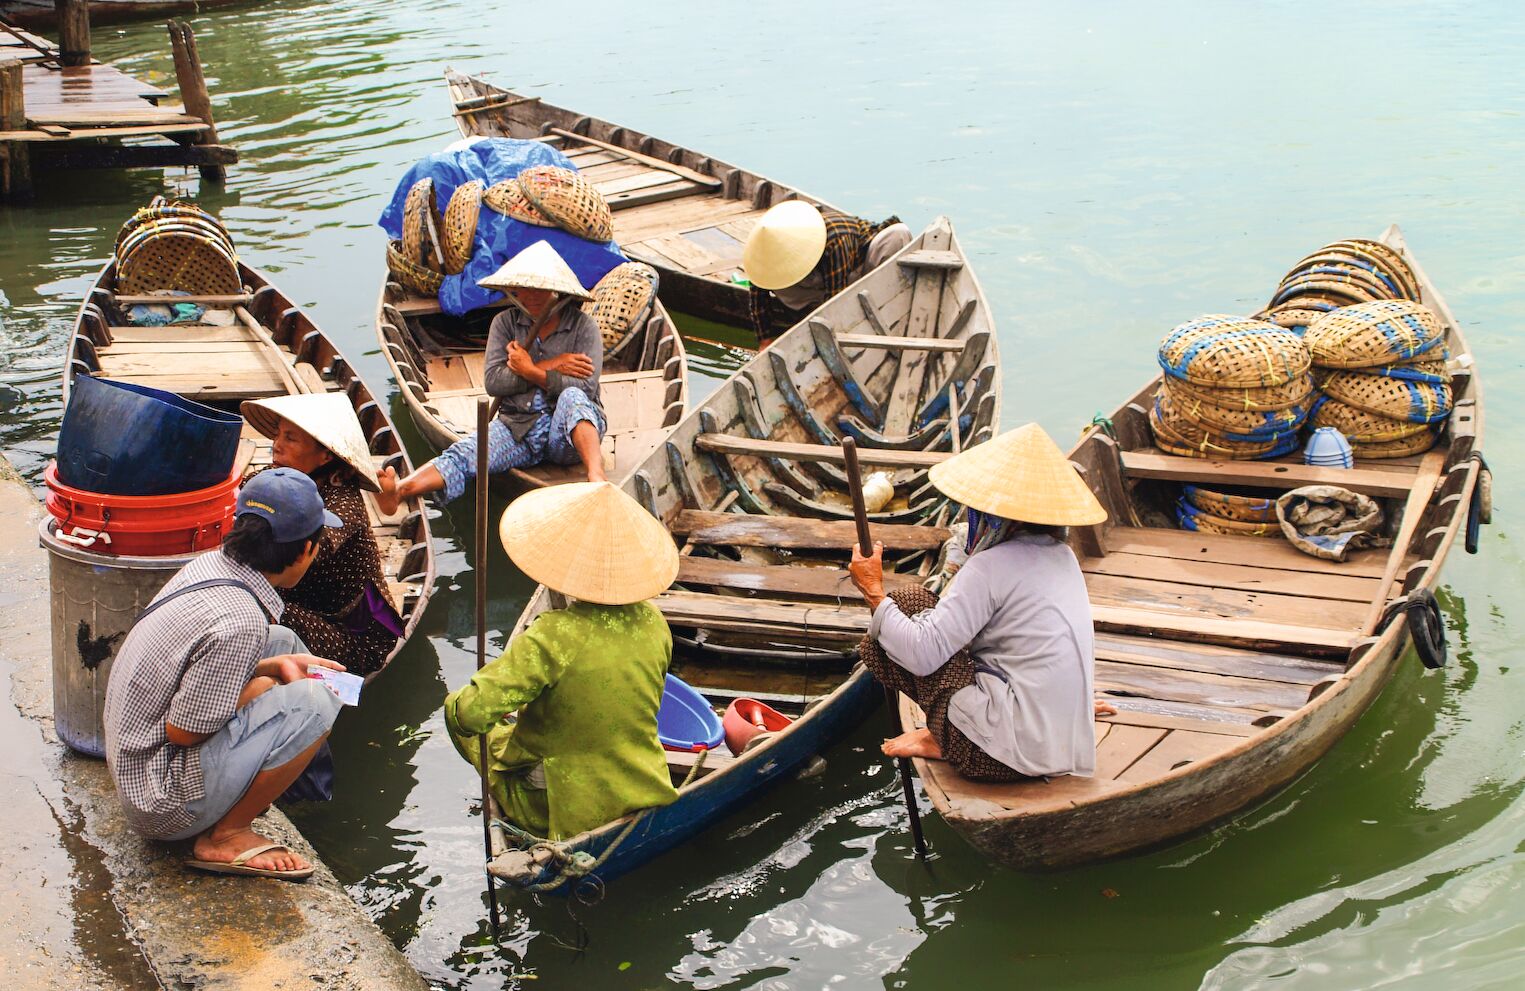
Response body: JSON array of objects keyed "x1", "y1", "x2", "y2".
[{"x1": 163, "y1": 626, "x2": 342, "y2": 841}]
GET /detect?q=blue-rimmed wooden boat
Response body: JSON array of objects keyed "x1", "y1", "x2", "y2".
[{"x1": 486, "y1": 216, "x2": 1000, "y2": 892}]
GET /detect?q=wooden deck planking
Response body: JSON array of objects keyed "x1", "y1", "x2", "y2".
[
  {"x1": 1094, "y1": 659, "x2": 1307, "y2": 713},
  {"x1": 1083, "y1": 572, "x2": 1369, "y2": 631},
  {"x1": 1122, "y1": 449, "x2": 1412, "y2": 498},
  {"x1": 1115, "y1": 730, "x2": 1237, "y2": 784},
  {"x1": 676, "y1": 555, "x2": 920, "y2": 600},
  {"x1": 1103, "y1": 526, "x2": 1389, "y2": 578},
  {"x1": 671, "y1": 509, "x2": 950, "y2": 551},
  {"x1": 1081, "y1": 550, "x2": 1380, "y2": 602}
]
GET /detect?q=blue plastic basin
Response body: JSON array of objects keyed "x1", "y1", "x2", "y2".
[
  {"x1": 57, "y1": 375, "x2": 243, "y2": 496},
  {"x1": 657, "y1": 673, "x2": 724, "y2": 752}
]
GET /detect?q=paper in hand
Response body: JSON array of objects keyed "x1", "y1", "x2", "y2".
[{"x1": 308, "y1": 666, "x2": 364, "y2": 706}]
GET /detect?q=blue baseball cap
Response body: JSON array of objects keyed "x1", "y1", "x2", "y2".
[{"x1": 236, "y1": 467, "x2": 343, "y2": 541}]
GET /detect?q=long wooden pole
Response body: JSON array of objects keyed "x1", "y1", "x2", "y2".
[
  {"x1": 842, "y1": 437, "x2": 928, "y2": 859},
  {"x1": 165, "y1": 20, "x2": 225, "y2": 184},
  {"x1": 0, "y1": 58, "x2": 32, "y2": 201},
  {"x1": 475, "y1": 399, "x2": 501, "y2": 935}
]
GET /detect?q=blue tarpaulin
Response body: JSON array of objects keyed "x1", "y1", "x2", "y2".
[{"x1": 377, "y1": 138, "x2": 628, "y2": 316}]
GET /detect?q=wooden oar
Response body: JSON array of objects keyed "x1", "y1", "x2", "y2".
[
  {"x1": 475, "y1": 399, "x2": 501, "y2": 935},
  {"x1": 843, "y1": 437, "x2": 928, "y2": 859}
]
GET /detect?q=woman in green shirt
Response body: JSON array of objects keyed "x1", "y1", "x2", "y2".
[{"x1": 443, "y1": 481, "x2": 681, "y2": 840}]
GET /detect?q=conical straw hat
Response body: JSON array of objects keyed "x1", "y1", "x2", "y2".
[
  {"x1": 742, "y1": 201, "x2": 828, "y2": 290},
  {"x1": 499, "y1": 481, "x2": 678, "y2": 604},
  {"x1": 476, "y1": 240, "x2": 591, "y2": 300},
  {"x1": 241, "y1": 393, "x2": 381, "y2": 493},
  {"x1": 928, "y1": 423, "x2": 1107, "y2": 527}
]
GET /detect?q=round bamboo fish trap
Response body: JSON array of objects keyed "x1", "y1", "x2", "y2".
[
  {"x1": 1257, "y1": 304, "x2": 1334, "y2": 335},
  {"x1": 442, "y1": 180, "x2": 485, "y2": 275},
  {"x1": 1318, "y1": 370, "x2": 1453, "y2": 424},
  {"x1": 1181, "y1": 484, "x2": 1279, "y2": 523},
  {"x1": 1350, "y1": 428, "x2": 1438, "y2": 460},
  {"x1": 1167, "y1": 372, "x2": 1315, "y2": 413},
  {"x1": 1322, "y1": 239, "x2": 1422, "y2": 302},
  {"x1": 1360, "y1": 355, "x2": 1449, "y2": 384},
  {"x1": 402, "y1": 178, "x2": 445, "y2": 272},
  {"x1": 1302, "y1": 300, "x2": 1444, "y2": 369},
  {"x1": 1175, "y1": 498, "x2": 1279, "y2": 537},
  {"x1": 1276, "y1": 261, "x2": 1397, "y2": 302},
  {"x1": 1309, "y1": 397, "x2": 1430, "y2": 444},
  {"x1": 516, "y1": 166, "x2": 614, "y2": 243},
  {"x1": 115, "y1": 207, "x2": 233, "y2": 256},
  {"x1": 386, "y1": 239, "x2": 444, "y2": 296},
  {"x1": 1157, "y1": 315, "x2": 1311, "y2": 388},
  {"x1": 116, "y1": 231, "x2": 242, "y2": 295},
  {"x1": 1160, "y1": 379, "x2": 1309, "y2": 439},
  {"x1": 116, "y1": 221, "x2": 237, "y2": 272},
  {"x1": 1269, "y1": 276, "x2": 1384, "y2": 310},
  {"x1": 1149, "y1": 394, "x2": 1297, "y2": 460},
  {"x1": 582, "y1": 261, "x2": 660, "y2": 352},
  {"x1": 483, "y1": 177, "x2": 553, "y2": 226}
]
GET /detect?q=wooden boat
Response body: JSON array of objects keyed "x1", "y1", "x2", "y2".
[
  {"x1": 899, "y1": 225, "x2": 1487, "y2": 869},
  {"x1": 376, "y1": 260, "x2": 690, "y2": 490},
  {"x1": 63, "y1": 247, "x2": 436, "y2": 678},
  {"x1": 445, "y1": 68, "x2": 851, "y2": 327},
  {"x1": 486, "y1": 217, "x2": 1000, "y2": 892}
]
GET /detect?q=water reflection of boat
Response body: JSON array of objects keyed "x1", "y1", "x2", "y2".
[
  {"x1": 904, "y1": 225, "x2": 1489, "y2": 869},
  {"x1": 444, "y1": 68, "x2": 851, "y2": 328},
  {"x1": 486, "y1": 217, "x2": 1001, "y2": 893},
  {"x1": 62, "y1": 210, "x2": 436, "y2": 680}
]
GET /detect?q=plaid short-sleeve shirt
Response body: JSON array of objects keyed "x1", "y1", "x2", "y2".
[{"x1": 102, "y1": 550, "x2": 285, "y2": 838}]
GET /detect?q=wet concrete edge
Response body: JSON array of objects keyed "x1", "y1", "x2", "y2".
[{"x1": 0, "y1": 452, "x2": 429, "y2": 991}]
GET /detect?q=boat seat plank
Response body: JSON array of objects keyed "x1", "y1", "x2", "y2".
[
  {"x1": 897, "y1": 249, "x2": 964, "y2": 271},
  {"x1": 1091, "y1": 603, "x2": 1357, "y2": 655},
  {"x1": 1082, "y1": 550, "x2": 1380, "y2": 603},
  {"x1": 1084, "y1": 572, "x2": 1369, "y2": 631},
  {"x1": 695, "y1": 433, "x2": 950, "y2": 469},
  {"x1": 670, "y1": 510, "x2": 950, "y2": 551},
  {"x1": 1098, "y1": 706, "x2": 1258, "y2": 738},
  {"x1": 1094, "y1": 631, "x2": 1341, "y2": 685},
  {"x1": 654, "y1": 590, "x2": 867, "y2": 642},
  {"x1": 835, "y1": 334, "x2": 966, "y2": 352},
  {"x1": 105, "y1": 325, "x2": 258, "y2": 344},
  {"x1": 1102, "y1": 694, "x2": 1280, "y2": 728},
  {"x1": 666, "y1": 748, "x2": 736, "y2": 784},
  {"x1": 1104, "y1": 526, "x2": 1388, "y2": 578},
  {"x1": 1121, "y1": 450, "x2": 1411, "y2": 498},
  {"x1": 676, "y1": 555, "x2": 921, "y2": 600},
  {"x1": 1115, "y1": 730, "x2": 1238, "y2": 784},
  {"x1": 1094, "y1": 658, "x2": 1306, "y2": 713},
  {"x1": 99, "y1": 340, "x2": 267, "y2": 355}
]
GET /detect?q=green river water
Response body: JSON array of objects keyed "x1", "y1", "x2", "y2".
[{"x1": 1, "y1": 1, "x2": 1521, "y2": 987}]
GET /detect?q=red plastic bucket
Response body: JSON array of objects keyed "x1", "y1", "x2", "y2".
[{"x1": 44, "y1": 459, "x2": 239, "y2": 557}]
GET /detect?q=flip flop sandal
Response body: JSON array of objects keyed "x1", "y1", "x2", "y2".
[{"x1": 186, "y1": 842, "x2": 315, "y2": 881}]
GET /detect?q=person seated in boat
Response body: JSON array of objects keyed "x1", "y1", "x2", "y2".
[
  {"x1": 847, "y1": 424, "x2": 1116, "y2": 781},
  {"x1": 103, "y1": 468, "x2": 346, "y2": 881},
  {"x1": 443, "y1": 481, "x2": 680, "y2": 840},
  {"x1": 241, "y1": 394, "x2": 402, "y2": 678},
  {"x1": 377, "y1": 241, "x2": 606, "y2": 513},
  {"x1": 744, "y1": 201, "x2": 911, "y2": 349}
]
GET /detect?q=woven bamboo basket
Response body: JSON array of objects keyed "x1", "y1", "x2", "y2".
[
  {"x1": 583, "y1": 262, "x2": 659, "y2": 352},
  {"x1": 1175, "y1": 498, "x2": 1279, "y2": 537},
  {"x1": 1322, "y1": 239, "x2": 1422, "y2": 301},
  {"x1": 1351, "y1": 428, "x2": 1438, "y2": 460},
  {"x1": 1159, "y1": 379, "x2": 1309, "y2": 439},
  {"x1": 117, "y1": 219, "x2": 236, "y2": 265},
  {"x1": 1181, "y1": 484, "x2": 1279, "y2": 523},
  {"x1": 401, "y1": 178, "x2": 445, "y2": 272},
  {"x1": 1149, "y1": 396, "x2": 1297, "y2": 460},
  {"x1": 1360, "y1": 355, "x2": 1449, "y2": 384},
  {"x1": 483, "y1": 178, "x2": 553, "y2": 226},
  {"x1": 1257, "y1": 305, "x2": 1333, "y2": 335},
  {"x1": 516, "y1": 166, "x2": 614, "y2": 243},
  {"x1": 1303, "y1": 300, "x2": 1445, "y2": 368},
  {"x1": 1309, "y1": 397, "x2": 1430, "y2": 444},
  {"x1": 1276, "y1": 261, "x2": 1398, "y2": 302},
  {"x1": 441, "y1": 180, "x2": 485, "y2": 275},
  {"x1": 115, "y1": 209, "x2": 233, "y2": 256},
  {"x1": 116, "y1": 228, "x2": 238, "y2": 280},
  {"x1": 1269, "y1": 277, "x2": 1384, "y2": 309},
  {"x1": 1166, "y1": 371, "x2": 1314, "y2": 414},
  {"x1": 1318, "y1": 370, "x2": 1453, "y2": 424},
  {"x1": 1157, "y1": 315, "x2": 1310, "y2": 388},
  {"x1": 116, "y1": 232, "x2": 242, "y2": 295},
  {"x1": 386, "y1": 239, "x2": 444, "y2": 296}
]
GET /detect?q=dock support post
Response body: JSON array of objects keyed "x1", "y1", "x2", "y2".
[
  {"x1": 166, "y1": 20, "x2": 225, "y2": 185},
  {"x1": 53, "y1": 1, "x2": 91, "y2": 67},
  {"x1": 0, "y1": 59, "x2": 32, "y2": 201}
]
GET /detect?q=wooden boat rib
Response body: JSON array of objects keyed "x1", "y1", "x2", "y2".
[
  {"x1": 902, "y1": 224, "x2": 1486, "y2": 869},
  {"x1": 64, "y1": 257, "x2": 436, "y2": 678},
  {"x1": 376, "y1": 266, "x2": 689, "y2": 489},
  {"x1": 486, "y1": 217, "x2": 999, "y2": 892},
  {"x1": 445, "y1": 68, "x2": 847, "y2": 327}
]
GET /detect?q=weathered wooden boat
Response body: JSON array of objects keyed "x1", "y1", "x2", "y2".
[
  {"x1": 376, "y1": 259, "x2": 690, "y2": 489},
  {"x1": 63, "y1": 240, "x2": 436, "y2": 678},
  {"x1": 445, "y1": 68, "x2": 852, "y2": 327},
  {"x1": 898, "y1": 225, "x2": 1488, "y2": 869},
  {"x1": 486, "y1": 217, "x2": 1000, "y2": 892}
]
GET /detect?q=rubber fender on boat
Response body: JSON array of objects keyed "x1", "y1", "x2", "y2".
[
  {"x1": 1405, "y1": 588, "x2": 1448, "y2": 670},
  {"x1": 1466, "y1": 452, "x2": 1491, "y2": 554}
]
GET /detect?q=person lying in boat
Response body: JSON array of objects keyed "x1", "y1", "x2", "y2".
[
  {"x1": 443, "y1": 481, "x2": 680, "y2": 840},
  {"x1": 378, "y1": 241, "x2": 607, "y2": 512},
  {"x1": 744, "y1": 201, "x2": 911, "y2": 349},
  {"x1": 242, "y1": 394, "x2": 402, "y2": 677},
  {"x1": 103, "y1": 469, "x2": 346, "y2": 881},
  {"x1": 847, "y1": 424, "x2": 1116, "y2": 781}
]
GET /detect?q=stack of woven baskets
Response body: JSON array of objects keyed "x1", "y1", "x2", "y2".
[
  {"x1": 386, "y1": 177, "x2": 486, "y2": 296},
  {"x1": 1175, "y1": 484, "x2": 1280, "y2": 537},
  {"x1": 113, "y1": 198, "x2": 241, "y2": 295},
  {"x1": 582, "y1": 261, "x2": 659, "y2": 355},
  {"x1": 1151, "y1": 314, "x2": 1313, "y2": 460},
  {"x1": 484, "y1": 166, "x2": 614, "y2": 243},
  {"x1": 1256, "y1": 238, "x2": 1422, "y2": 335}
]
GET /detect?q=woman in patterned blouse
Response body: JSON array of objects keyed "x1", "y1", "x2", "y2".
[{"x1": 242, "y1": 395, "x2": 399, "y2": 676}]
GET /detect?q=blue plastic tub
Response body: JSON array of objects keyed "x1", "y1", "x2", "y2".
[
  {"x1": 657, "y1": 673, "x2": 724, "y2": 752},
  {"x1": 57, "y1": 376, "x2": 243, "y2": 496}
]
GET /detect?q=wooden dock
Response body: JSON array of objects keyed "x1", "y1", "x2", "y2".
[
  {"x1": 1, "y1": 5, "x2": 235, "y2": 200},
  {"x1": 1, "y1": 2, "x2": 246, "y2": 29}
]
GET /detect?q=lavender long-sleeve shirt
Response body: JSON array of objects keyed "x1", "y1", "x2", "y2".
[{"x1": 868, "y1": 533, "x2": 1097, "y2": 777}]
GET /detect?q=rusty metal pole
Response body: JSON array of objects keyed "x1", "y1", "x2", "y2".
[
  {"x1": 53, "y1": 1, "x2": 90, "y2": 67},
  {"x1": 0, "y1": 58, "x2": 31, "y2": 200},
  {"x1": 165, "y1": 20, "x2": 225, "y2": 184}
]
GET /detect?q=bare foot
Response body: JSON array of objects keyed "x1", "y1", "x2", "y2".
[
  {"x1": 882, "y1": 728, "x2": 943, "y2": 760},
  {"x1": 375, "y1": 465, "x2": 401, "y2": 517},
  {"x1": 1094, "y1": 698, "x2": 1119, "y2": 717},
  {"x1": 193, "y1": 828, "x2": 310, "y2": 873}
]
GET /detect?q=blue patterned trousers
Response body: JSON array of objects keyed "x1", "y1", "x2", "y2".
[{"x1": 435, "y1": 387, "x2": 606, "y2": 501}]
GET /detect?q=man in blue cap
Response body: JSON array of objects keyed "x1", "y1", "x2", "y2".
[{"x1": 104, "y1": 468, "x2": 348, "y2": 881}]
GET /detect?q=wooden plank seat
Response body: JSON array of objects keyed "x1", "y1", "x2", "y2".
[
  {"x1": 665, "y1": 747, "x2": 737, "y2": 783},
  {"x1": 695, "y1": 433, "x2": 952, "y2": 469},
  {"x1": 676, "y1": 555, "x2": 921, "y2": 600},
  {"x1": 1101, "y1": 526, "x2": 1387, "y2": 578},
  {"x1": 834, "y1": 334, "x2": 966, "y2": 352},
  {"x1": 670, "y1": 510, "x2": 950, "y2": 551},
  {"x1": 1121, "y1": 450, "x2": 1411, "y2": 499},
  {"x1": 654, "y1": 590, "x2": 868, "y2": 644}
]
